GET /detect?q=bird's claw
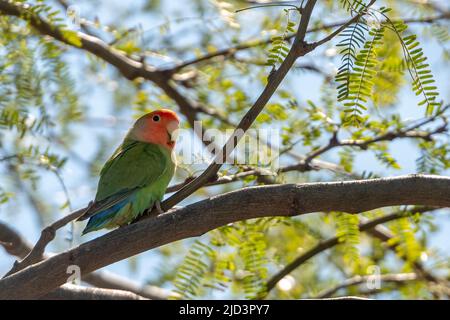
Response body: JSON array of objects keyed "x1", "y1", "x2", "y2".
[{"x1": 155, "y1": 200, "x2": 164, "y2": 215}]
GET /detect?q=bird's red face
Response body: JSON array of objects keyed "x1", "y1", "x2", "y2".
[{"x1": 130, "y1": 109, "x2": 180, "y2": 150}]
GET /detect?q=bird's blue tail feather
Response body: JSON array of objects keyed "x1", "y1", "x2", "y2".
[{"x1": 82, "y1": 197, "x2": 130, "y2": 234}]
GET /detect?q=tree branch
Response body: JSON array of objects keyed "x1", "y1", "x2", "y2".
[
  {"x1": 263, "y1": 206, "x2": 447, "y2": 297},
  {"x1": 303, "y1": 104, "x2": 449, "y2": 165},
  {"x1": 0, "y1": 174, "x2": 450, "y2": 299},
  {"x1": 310, "y1": 0, "x2": 376, "y2": 49},
  {"x1": 0, "y1": 0, "x2": 208, "y2": 135},
  {"x1": 0, "y1": 222, "x2": 171, "y2": 300},
  {"x1": 166, "y1": 105, "x2": 448, "y2": 194},
  {"x1": 3, "y1": 207, "x2": 88, "y2": 277},
  {"x1": 0, "y1": 0, "x2": 320, "y2": 279},
  {"x1": 310, "y1": 295, "x2": 371, "y2": 300},
  {"x1": 167, "y1": 12, "x2": 450, "y2": 73},
  {"x1": 40, "y1": 284, "x2": 147, "y2": 300},
  {"x1": 0, "y1": 222, "x2": 33, "y2": 258},
  {"x1": 147, "y1": 0, "x2": 319, "y2": 214},
  {"x1": 364, "y1": 221, "x2": 443, "y2": 286},
  {"x1": 0, "y1": 0, "x2": 366, "y2": 200},
  {"x1": 262, "y1": 206, "x2": 436, "y2": 295},
  {"x1": 82, "y1": 271, "x2": 174, "y2": 300},
  {"x1": 314, "y1": 273, "x2": 418, "y2": 298}
]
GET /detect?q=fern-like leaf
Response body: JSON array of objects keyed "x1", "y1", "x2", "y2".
[
  {"x1": 335, "y1": 21, "x2": 368, "y2": 109},
  {"x1": 335, "y1": 212, "x2": 361, "y2": 269},
  {"x1": 341, "y1": 26, "x2": 385, "y2": 126},
  {"x1": 387, "y1": 217, "x2": 422, "y2": 264},
  {"x1": 266, "y1": 10, "x2": 296, "y2": 68},
  {"x1": 171, "y1": 240, "x2": 214, "y2": 299},
  {"x1": 385, "y1": 19, "x2": 440, "y2": 115},
  {"x1": 340, "y1": 0, "x2": 368, "y2": 13},
  {"x1": 239, "y1": 221, "x2": 269, "y2": 298}
]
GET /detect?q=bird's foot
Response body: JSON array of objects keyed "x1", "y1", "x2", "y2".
[{"x1": 155, "y1": 200, "x2": 164, "y2": 215}]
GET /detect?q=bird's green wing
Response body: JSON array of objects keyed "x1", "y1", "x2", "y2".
[
  {"x1": 78, "y1": 140, "x2": 170, "y2": 221},
  {"x1": 97, "y1": 140, "x2": 170, "y2": 200}
]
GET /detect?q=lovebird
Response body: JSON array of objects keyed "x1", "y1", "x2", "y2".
[{"x1": 78, "y1": 109, "x2": 180, "y2": 234}]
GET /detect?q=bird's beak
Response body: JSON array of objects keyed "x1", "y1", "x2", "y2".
[{"x1": 167, "y1": 120, "x2": 179, "y2": 142}]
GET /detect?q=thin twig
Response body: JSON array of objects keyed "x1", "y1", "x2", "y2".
[
  {"x1": 168, "y1": 12, "x2": 450, "y2": 73},
  {"x1": 3, "y1": 206, "x2": 88, "y2": 278},
  {"x1": 310, "y1": 0, "x2": 376, "y2": 49},
  {"x1": 313, "y1": 273, "x2": 418, "y2": 298},
  {"x1": 235, "y1": 4, "x2": 300, "y2": 14},
  {"x1": 303, "y1": 104, "x2": 449, "y2": 165}
]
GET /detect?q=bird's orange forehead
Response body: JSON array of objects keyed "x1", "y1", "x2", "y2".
[{"x1": 149, "y1": 109, "x2": 180, "y2": 122}]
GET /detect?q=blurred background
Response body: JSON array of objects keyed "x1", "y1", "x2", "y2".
[{"x1": 0, "y1": 0, "x2": 449, "y2": 299}]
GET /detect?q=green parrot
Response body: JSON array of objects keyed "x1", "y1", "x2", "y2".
[{"x1": 78, "y1": 109, "x2": 180, "y2": 234}]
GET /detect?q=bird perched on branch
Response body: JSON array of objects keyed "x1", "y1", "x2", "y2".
[{"x1": 78, "y1": 109, "x2": 180, "y2": 234}]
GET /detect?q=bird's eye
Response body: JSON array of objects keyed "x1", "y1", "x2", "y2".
[{"x1": 152, "y1": 115, "x2": 160, "y2": 122}]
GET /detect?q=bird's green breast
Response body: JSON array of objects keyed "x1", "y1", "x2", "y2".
[
  {"x1": 95, "y1": 139, "x2": 174, "y2": 201},
  {"x1": 94, "y1": 140, "x2": 176, "y2": 228}
]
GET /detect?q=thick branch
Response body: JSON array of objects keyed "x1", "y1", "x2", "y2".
[
  {"x1": 0, "y1": 175, "x2": 449, "y2": 299},
  {"x1": 311, "y1": 296, "x2": 371, "y2": 300},
  {"x1": 0, "y1": 222, "x2": 33, "y2": 258},
  {"x1": 0, "y1": 222, "x2": 170, "y2": 300},
  {"x1": 0, "y1": 1, "x2": 164, "y2": 80}
]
